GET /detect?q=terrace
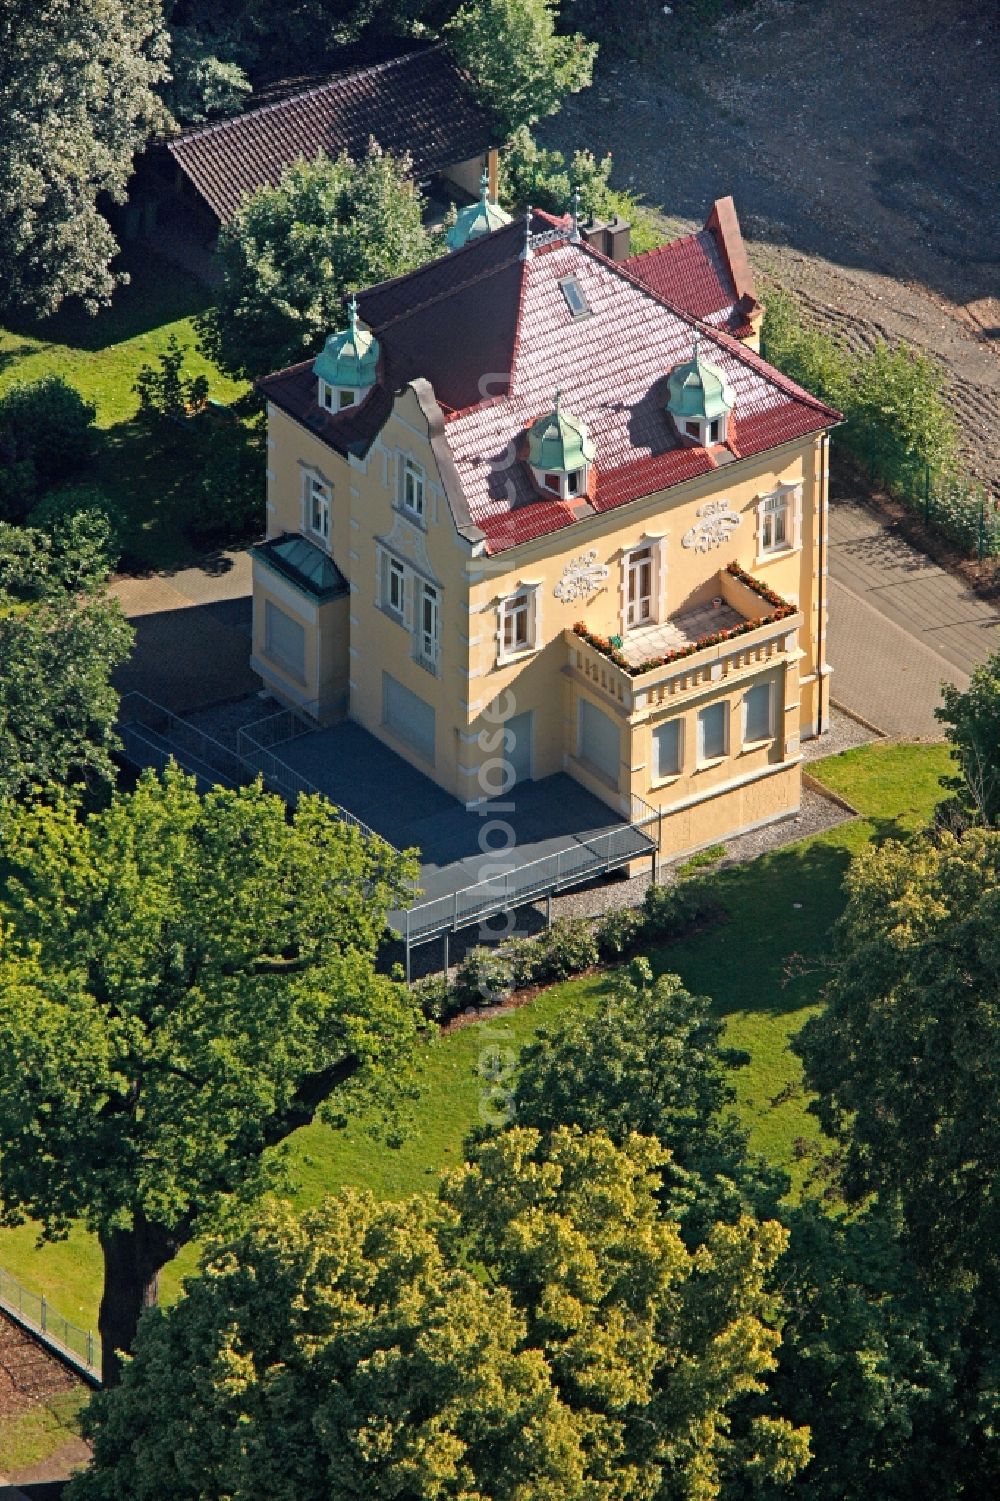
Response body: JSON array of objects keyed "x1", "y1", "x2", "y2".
[{"x1": 568, "y1": 564, "x2": 802, "y2": 718}]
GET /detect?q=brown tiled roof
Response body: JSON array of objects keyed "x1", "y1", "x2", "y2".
[
  {"x1": 260, "y1": 209, "x2": 841, "y2": 556},
  {"x1": 168, "y1": 42, "x2": 501, "y2": 224}
]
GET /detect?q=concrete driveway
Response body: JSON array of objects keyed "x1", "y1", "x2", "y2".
[{"x1": 827, "y1": 499, "x2": 1000, "y2": 737}]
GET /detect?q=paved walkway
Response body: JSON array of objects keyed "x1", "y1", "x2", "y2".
[
  {"x1": 827, "y1": 499, "x2": 1000, "y2": 738},
  {"x1": 111, "y1": 551, "x2": 258, "y2": 713}
]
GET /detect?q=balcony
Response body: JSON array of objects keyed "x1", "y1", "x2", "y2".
[{"x1": 566, "y1": 565, "x2": 803, "y2": 717}]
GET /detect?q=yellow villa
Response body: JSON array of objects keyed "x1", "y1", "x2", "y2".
[{"x1": 251, "y1": 197, "x2": 839, "y2": 872}]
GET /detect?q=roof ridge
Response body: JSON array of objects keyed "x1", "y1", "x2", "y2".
[
  {"x1": 575, "y1": 238, "x2": 841, "y2": 422},
  {"x1": 624, "y1": 226, "x2": 707, "y2": 271},
  {"x1": 360, "y1": 233, "x2": 526, "y2": 330},
  {"x1": 170, "y1": 42, "x2": 447, "y2": 149}
]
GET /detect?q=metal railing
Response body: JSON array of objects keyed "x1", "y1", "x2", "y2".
[
  {"x1": 0, "y1": 1265, "x2": 100, "y2": 1381},
  {"x1": 237, "y1": 711, "x2": 383, "y2": 842},
  {"x1": 118, "y1": 692, "x2": 246, "y2": 789},
  {"x1": 400, "y1": 795, "x2": 660, "y2": 947}
]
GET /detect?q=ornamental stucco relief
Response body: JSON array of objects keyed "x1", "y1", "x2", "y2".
[
  {"x1": 553, "y1": 549, "x2": 609, "y2": 602},
  {"x1": 681, "y1": 499, "x2": 742, "y2": 553}
]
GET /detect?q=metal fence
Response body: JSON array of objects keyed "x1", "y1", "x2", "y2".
[
  {"x1": 118, "y1": 692, "x2": 247, "y2": 789},
  {"x1": 0, "y1": 1265, "x2": 100, "y2": 1380},
  {"x1": 237, "y1": 710, "x2": 383, "y2": 841},
  {"x1": 400, "y1": 793, "x2": 661, "y2": 947}
]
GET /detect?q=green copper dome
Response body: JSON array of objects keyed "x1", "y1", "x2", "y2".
[
  {"x1": 446, "y1": 169, "x2": 512, "y2": 251},
  {"x1": 527, "y1": 391, "x2": 596, "y2": 474},
  {"x1": 313, "y1": 295, "x2": 379, "y2": 390},
  {"x1": 666, "y1": 336, "x2": 734, "y2": 423}
]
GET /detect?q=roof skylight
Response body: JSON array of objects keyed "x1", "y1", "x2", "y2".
[{"x1": 558, "y1": 276, "x2": 591, "y2": 320}]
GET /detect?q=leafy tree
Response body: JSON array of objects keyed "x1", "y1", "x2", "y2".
[
  {"x1": 791, "y1": 831, "x2": 1000, "y2": 1492},
  {"x1": 0, "y1": 521, "x2": 131, "y2": 799},
  {"x1": 759, "y1": 1203, "x2": 965, "y2": 1501},
  {"x1": 445, "y1": 0, "x2": 597, "y2": 137},
  {"x1": 164, "y1": 24, "x2": 252, "y2": 126},
  {"x1": 934, "y1": 649, "x2": 1000, "y2": 829},
  {"x1": 794, "y1": 829, "x2": 1000, "y2": 1289},
  {"x1": 199, "y1": 146, "x2": 437, "y2": 381},
  {"x1": 133, "y1": 335, "x2": 211, "y2": 423},
  {"x1": 73, "y1": 1129, "x2": 808, "y2": 1498},
  {"x1": 0, "y1": 770, "x2": 419, "y2": 1384},
  {"x1": 0, "y1": 1, "x2": 168, "y2": 316},
  {"x1": 446, "y1": 1128, "x2": 809, "y2": 1499},
  {"x1": 510, "y1": 960, "x2": 786, "y2": 1241}
]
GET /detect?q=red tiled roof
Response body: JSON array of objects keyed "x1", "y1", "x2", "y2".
[
  {"x1": 168, "y1": 43, "x2": 501, "y2": 224},
  {"x1": 261, "y1": 208, "x2": 841, "y2": 556},
  {"x1": 624, "y1": 197, "x2": 760, "y2": 338}
]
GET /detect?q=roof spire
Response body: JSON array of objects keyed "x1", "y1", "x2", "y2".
[
  {"x1": 570, "y1": 186, "x2": 581, "y2": 242},
  {"x1": 554, "y1": 386, "x2": 562, "y2": 416},
  {"x1": 692, "y1": 331, "x2": 701, "y2": 363},
  {"x1": 347, "y1": 292, "x2": 359, "y2": 333},
  {"x1": 521, "y1": 204, "x2": 533, "y2": 261},
  {"x1": 479, "y1": 165, "x2": 490, "y2": 205}
]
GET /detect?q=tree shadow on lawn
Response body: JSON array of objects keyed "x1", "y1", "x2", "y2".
[
  {"x1": 2, "y1": 248, "x2": 213, "y2": 355},
  {"x1": 648, "y1": 804, "x2": 924, "y2": 1026},
  {"x1": 95, "y1": 419, "x2": 207, "y2": 574}
]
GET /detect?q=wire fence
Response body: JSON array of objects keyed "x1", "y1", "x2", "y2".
[
  {"x1": 0, "y1": 1264, "x2": 100, "y2": 1380},
  {"x1": 864, "y1": 450, "x2": 1000, "y2": 560}
]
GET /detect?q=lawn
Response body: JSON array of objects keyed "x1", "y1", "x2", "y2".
[
  {"x1": 0, "y1": 247, "x2": 248, "y2": 571},
  {"x1": 0, "y1": 740, "x2": 954, "y2": 1335}
]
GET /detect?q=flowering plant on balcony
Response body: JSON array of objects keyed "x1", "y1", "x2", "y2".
[
  {"x1": 725, "y1": 561, "x2": 795, "y2": 613},
  {"x1": 573, "y1": 565, "x2": 796, "y2": 678}
]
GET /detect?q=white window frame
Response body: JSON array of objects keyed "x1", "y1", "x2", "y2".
[
  {"x1": 401, "y1": 456, "x2": 426, "y2": 520},
  {"x1": 498, "y1": 585, "x2": 540, "y2": 663},
  {"x1": 621, "y1": 535, "x2": 666, "y2": 635},
  {"x1": 378, "y1": 549, "x2": 407, "y2": 623},
  {"x1": 626, "y1": 544, "x2": 656, "y2": 630},
  {"x1": 743, "y1": 681, "x2": 775, "y2": 747},
  {"x1": 416, "y1": 579, "x2": 440, "y2": 673},
  {"x1": 697, "y1": 700, "x2": 729, "y2": 766},
  {"x1": 304, "y1": 472, "x2": 331, "y2": 545},
  {"x1": 652, "y1": 717, "x2": 683, "y2": 782},
  {"x1": 757, "y1": 484, "x2": 801, "y2": 561}
]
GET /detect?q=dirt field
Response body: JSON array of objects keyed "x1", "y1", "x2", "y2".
[
  {"x1": 0, "y1": 1314, "x2": 89, "y2": 1485},
  {"x1": 548, "y1": 0, "x2": 1000, "y2": 484}
]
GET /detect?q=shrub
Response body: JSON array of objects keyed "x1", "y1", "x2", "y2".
[
  {"x1": 642, "y1": 878, "x2": 719, "y2": 942},
  {"x1": 134, "y1": 336, "x2": 210, "y2": 424},
  {"x1": 453, "y1": 946, "x2": 515, "y2": 1008},
  {"x1": 595, "y1": 904, "x2": 644, "y2": 960},
  {"x1": 529, "y1": 918, "x2": 600, "y2": 981},
  {"x1": 410, "y1": 973, "x2": 454, "y2": 1022},
  {"x1": 28, "y1": 485, "x2": 122, "y2": 589},
  {"x1": 499, "y1": 128, "x2": 667, "y2": 254},
  {"x1": 0, "y1": 377, "x2": 96, "y2": 491}
]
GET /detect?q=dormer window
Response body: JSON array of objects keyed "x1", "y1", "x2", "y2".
[
  {"x1": 526, "y1": 392, "x2": 596, "y2": 502},
  {"x1": 665, "y1": 335, "x2": 735, "y2": 449},
  {"x1": 312, "y1": 294, "x2": 379, "y2": 414}
]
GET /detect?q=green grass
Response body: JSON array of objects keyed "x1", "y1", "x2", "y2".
[
  {"x1": 0, "y1": 740, "x2": 955, "y2": 1332},
  {"x1": 0, "y1": 1389, "x2": 88, "y2": 1475},
  {"x1": 676, "y1": 842, "x2": 726, "y2": 877},
  {"x1": 0, "y1": 247, "x2": 248, "y2": 570}
]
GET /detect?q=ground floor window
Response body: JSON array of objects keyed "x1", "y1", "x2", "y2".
[
  {"x1": 264, "y1": 600, "x2": 306, "y2": 683},
  {"x1": 744, "y1": 681, "x2": 774, "y2": 743},
  {"x1": 698, "y1": 701, "x2": 728, "y2": 763},
  {"x1": 578, "y1": 697, "x2": 620, "y2": 784},
  {"x1": 382, "y1": 673, "x2": 435, "y2": 763},
  {"x1": 653, "y1": 718, "x2": 682, "y2": 779}
]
